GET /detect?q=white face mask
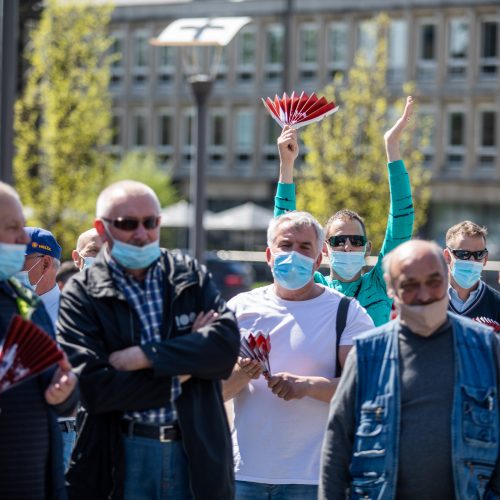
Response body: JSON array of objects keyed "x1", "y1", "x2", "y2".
[{"x1": 14, "y1": 257, "x2": 43, "y2": 292}]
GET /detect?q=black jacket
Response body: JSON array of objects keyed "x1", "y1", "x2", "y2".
[{"x1": 57, "y1": 250, "x2": 240, "y2": 500}]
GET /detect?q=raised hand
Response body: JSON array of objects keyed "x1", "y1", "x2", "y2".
[
  {"x1": 384, "y1": 95, "x2": 415, "y2": 162},
  {"x1": 277, "y1": 125, "x2": 299, "y2": 183}
]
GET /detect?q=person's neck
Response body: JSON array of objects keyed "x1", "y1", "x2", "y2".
[
  {"x1": 451, "y1": 276, "x2": 480, "y2": 302},
  {"x1": 37, "y1": 280, "x2": 56, "y2": 296},
  {"x1": 126, "y1": 268, "x2": 147, "y2": 281},
  {"x1": 273, "y1": 281, "x2": 324, "y2": 301}
]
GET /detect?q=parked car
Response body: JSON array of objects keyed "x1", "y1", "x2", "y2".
[{"x1": 205, "y1": 253, "x2": 254, "y2": 300}]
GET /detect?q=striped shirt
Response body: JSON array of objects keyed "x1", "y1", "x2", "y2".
[{"x1": 107, "y1": 256, "x2": 181, "y2": 424}]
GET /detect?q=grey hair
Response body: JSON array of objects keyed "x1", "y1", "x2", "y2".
[
  {"x1": 96, "y1": 180, "x2": 161, "y2": 218},
  {"x1": 267, "y1": 211, "x2": 324, "y2": 256}
]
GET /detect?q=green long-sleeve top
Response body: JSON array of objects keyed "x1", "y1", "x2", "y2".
[{"x1": 274, "y1": 159, "x2": 414, "y2": 326}]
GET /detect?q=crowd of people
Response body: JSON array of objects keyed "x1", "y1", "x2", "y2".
[{"x1": 0, "y1": 96, "x2": 500, "y2": 499}]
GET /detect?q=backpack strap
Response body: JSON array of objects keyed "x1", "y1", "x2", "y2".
[{"x1": 335, "y1": 296, "x2": 352, "y2": 378}]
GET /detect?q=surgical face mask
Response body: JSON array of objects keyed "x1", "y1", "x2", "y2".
[
  {"x1": 395, "y1": 294, "x2": 449, "y2": 337},
  {"x1": 330, "y1": 251, "x2": 365, "y2": 280},
  {"x1": 272, "y1": 251, "x2": 315, "y2": 291},
  {"x1": 0, "y1": 243, "x2": 28, "y2": 281},
  {"x1": 81, "y1": 256, "x2": 96, "y2": 270},
  {"x1": 14, "y1": 256, "x2": 43, "y2": 292},
  {"x1": 451, "y1": 259, "x2": 483, "y2": 290},
  {"x1": 110, "y1": 238, "x2": 161, "y2": 270}
]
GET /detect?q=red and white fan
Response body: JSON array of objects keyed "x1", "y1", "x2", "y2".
[
  {"x1": 0, "y1": 315, "x2": 64, "y2": 394},
  {"x1": 262, "y1": 91, "x2": 339, "y2": 129},
  {"x1": 473, "y1": 317, "x2": 500, "y2": 333},
  {"x1": 239, "y1": 329, "x2": 272, "y2": 380}
]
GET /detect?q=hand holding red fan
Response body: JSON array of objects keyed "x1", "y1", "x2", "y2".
[
  {"x1": 240, "y1": 329, "x2": 271, "y2": 380},
  {"x1": 0, "y1": 315, "x2": 64, "y2": 394},
  {"x1": 262, "y1": 91, "x2": 339, "y2": 129}
]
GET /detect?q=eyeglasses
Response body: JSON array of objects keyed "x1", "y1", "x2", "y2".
[
  {"x1": 102, "y1": 216, "x2": 160, "y2": 231},
  {"x1": 447, "y1": 247, "x2": 488, "y2": 261},
  {"x1": 327, "y1": 234, "x2": 367, "y2": 248}
]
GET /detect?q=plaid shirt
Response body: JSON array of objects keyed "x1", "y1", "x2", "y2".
[{"x1": 108, "y1": 255, "x2": 181, "y2": 424}]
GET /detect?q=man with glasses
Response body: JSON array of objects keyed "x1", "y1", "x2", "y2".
[
  {"x1": 275, "y1": 97, "x2": 415, "y2": 326},
  {"x1": 444, "y1": 220, "x2": 500, "y2": 328},
  {"x1": 57, "y1": 180, "x2": 240, "y2": 499}
]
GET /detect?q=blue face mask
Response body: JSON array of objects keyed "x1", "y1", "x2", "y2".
[
  {"x1": 330, "y1": 251, "x2": 365, "y2": 280},
  {"x1": 110, "y1": 239, "x2": 161, "y2": 270},
  {"x1": 0, "y1": 243, "x2": 27, "y2": 281},
  {"x1": 452, "y1": 259, "x2": 483, "y2": 289},
  {"x1": 272, "y1": 251, "x2": 315, "y2": 291},
  {"x1": 82, "y1": 256, "x2": 96, "y2": 270}
]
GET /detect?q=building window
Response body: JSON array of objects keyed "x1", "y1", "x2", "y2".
[
  {"x1": 132, "y1": 30, "x2": 150, "y2": 89},
  {"x1": 236, "y1": 27, "x2": 256, "y2": 82},
  {"x1": 447, "y1": 19, "x2": 469, "y2": 79},
  {"x1": 358, "y1": 20, "x2": 376, "y2": 64},
  {"x1": 157, "y1": 46, "x2": 175, "y2": 88},
  {"x1": 416, "y1": 109, "x2": 435, "y2": 166},
  {"x1": 299, "y1": 23, "x2": 318, "y2": 81},
  {"x1": 265, "y1": 24, "x2": 284, "y2": 81},
  {"x1": 417, "y1": 22, "x2": 437, "y2": 81},
  {"x1": 446, "y1": 111, "x2": 465, "y2": 170},
  {"x1": 215, "y1": 46, "x2": 228, "y2": 83},
  {"x1": 157, "y1": 111, "x2": 173, "y2": 163},
  {"x1": 209, "y1": 111, "x2": 226, "y2": 168},
  {"x1": 327, "y1": 22, "x2": 347, "y2": 79},
  {"x1": 234, "y1": 108, "x2": 254, "y2": 165},
  {"x1": 480, "y1": 21, "x2": 499, "y2": 78},
  {"x1": 109, "y1": 31, "x2": 124, "y2": 91},
  {"x1": 132, "y1": 113, "x2": 147, "y2": 148},
  {"x1": 182, "y1": 109, "x2": 195, "y2": 164},
  {"x1": 111, "y1": 114, "x2": 122, "y2": 147},
  {"x1": 262, "y1": 115, "x2": 281, "y2": 165},
  {"x1": 388, "y1": 20, "x2": 407, "y2": 83},
  {"x1": 478, "y1": 110, "x2": 497, "y2": 168}
]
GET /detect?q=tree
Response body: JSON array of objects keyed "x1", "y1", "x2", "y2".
[
  {"x1": 14, "y1": 0, "x2": 114, "y2": 258},
  {"x1": 297, "y1": 14, "x2": 431, "y2": 252}
]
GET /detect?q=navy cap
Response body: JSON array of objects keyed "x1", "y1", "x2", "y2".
[{"x1": 25, "y1": 227, "x2": 62, "y2": 260}]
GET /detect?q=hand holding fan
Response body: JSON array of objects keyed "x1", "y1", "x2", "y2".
[
  {"x1": 262, "y1": 91, "x2": 338, "y2": 130},
  {"x1": 239, "y1": 329, "x2": 271, "y2": 380},
  {"x1": 0, "y1": 315, "x2": 64, "y2": 394}
]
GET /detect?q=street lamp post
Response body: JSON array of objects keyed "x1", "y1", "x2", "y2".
[{"x1": 151, "y1": 17, "x2": 250, "y2": 265}]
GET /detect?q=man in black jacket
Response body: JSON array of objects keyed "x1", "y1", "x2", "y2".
[{"x1": 57, "y1": 180, "x2": 240, "y2": 500}]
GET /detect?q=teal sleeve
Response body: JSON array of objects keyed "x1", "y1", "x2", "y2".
[
  {"x1": 274, "y1": 183, "x2": 296, "y2": 217},
  {"x1": 378, "y1": 159, "x2": 414, "y2": 260}
]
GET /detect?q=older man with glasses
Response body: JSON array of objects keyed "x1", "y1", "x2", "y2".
[
  {"x1": 57, "y1": 180, "x2": 240, "y2": 500},
  {"x1": 444, "y1": 220, "x2": 500, "y2": 329}
]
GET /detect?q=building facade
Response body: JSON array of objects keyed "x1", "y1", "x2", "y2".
[{"x1": 109, "y1": 0, "x2": 500, "y2": 254}]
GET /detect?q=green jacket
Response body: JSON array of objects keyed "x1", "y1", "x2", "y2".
[{"x1": 274, "y1": 159, "x2": 414, "y2": 326}]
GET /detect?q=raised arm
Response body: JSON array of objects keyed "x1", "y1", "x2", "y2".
[
  {"x1": 384, "y1": 95, "x2": 414, "y2": 162},
  {"x1": 274, "y1": 125, "x2": 299, "y2": 216}
]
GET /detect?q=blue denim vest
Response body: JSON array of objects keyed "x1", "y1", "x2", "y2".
[{"x1": 351, "y1": 313, "x2": 499, "y2": 500}]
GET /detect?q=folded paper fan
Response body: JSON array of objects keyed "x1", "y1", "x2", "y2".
[
  {"x1": 473, "y1": 316, "x2": 500, "y2": 333},
  {"x1": 239, "y1": 329, "x2": 271, "y2": 380},
  {"x1": 262, "y1": 91, "x2": 339, "y2": 129},
  {"x1": 0, "y1": 315, "x2": 64, "y2": 394}
]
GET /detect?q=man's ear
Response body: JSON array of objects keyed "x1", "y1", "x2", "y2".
[
  {"x1": 71, "y1": 249, "x2": 81, "y2": 269},
  {"x1": 443, "y1": 247, "x2": 452, "y2": 267},
  {"x1": 265, "y1": 247, "x2": 272, "y2": 267},
  {"x1": 364, "y1": 240, "x2": 372, "y2": 258},
  {"x1": 314, "y1": 251, "x2": 324, "y2": 271},
  {"x1": 322, "y1": 241, "x2": 329, "y2": 258},
  {"x1": 94, "y1": 219, "x2": 107, "y2": 240}
]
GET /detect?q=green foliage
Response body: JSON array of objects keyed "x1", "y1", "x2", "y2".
[
  {"x1": 110, "y1": 152, "x2": 179, "y2": 208},
  {"x1": 297, "y1": 14, "x2": 431, "y2": 252},
  {"x1": 14, "y1": 0, "x2": 114, "y2": 258}
]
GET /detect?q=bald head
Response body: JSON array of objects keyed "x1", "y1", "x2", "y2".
[
  {"x1": 76, "y1": 228, "x2": 102, "y2": 253},
  {"x1": 0, "y1": 182, "x2": 29, "y2": 246}
]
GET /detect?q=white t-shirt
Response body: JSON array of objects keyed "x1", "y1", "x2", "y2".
[{"x1": 227, "y1": 284, "x2": 374, "y2": 485}]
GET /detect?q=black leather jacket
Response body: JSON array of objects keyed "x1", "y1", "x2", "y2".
[{"x1": 57, "y1": 250, "x2": 240, "y2": 500}]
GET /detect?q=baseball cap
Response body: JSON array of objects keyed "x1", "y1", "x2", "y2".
[{"x1": 25, "y1": 227, "x2": 62, "y2": 260}]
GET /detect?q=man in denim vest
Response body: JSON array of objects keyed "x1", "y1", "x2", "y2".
[{"x1": 320, "y1": 240, "x2": 500, "y2": 499}]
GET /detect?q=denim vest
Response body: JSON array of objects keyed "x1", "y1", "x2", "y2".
[{"x1": 351, "y1": 313, "x2": 499, "y2": 500}]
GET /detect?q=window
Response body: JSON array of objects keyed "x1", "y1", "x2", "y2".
[
  {"x1": 157, "y1": 111, "x2": 174, "y2": 163},
  {"x1": 215, "y1": 46, "x2": 228, "y2": 83},
  {"x1": 236, "y1": 27, "x2": 256, "y2": 82},
  {"x1": 262, "y1": 115, "x2": 281, "y2": 165},
  {"x1": 416, "y1": 108, "x2": 436, "y2": 166},
  {"x1": 327, "y1": 22, "x2": 348, "y2": 79},
  {"x1": 477, "y1": 110, "x2": 497, "y2": 168},
  {"x1": 182, "y1": 108, "x2": 195, "y2": 164},
  {"x1": 446, "y1": 110, "x2": 466, "y2": 170},
  {"x1": 234, "y1": 108, "x2": 254, "y2": 164},
  {"x1": 111, "y1": 114, "x2": 122, "y2": 148},
  {"x1": 358, "y1": 20, "x2": 376, "y2": 64},
  {"x1": 131, "y1": 112, "x2": 148, "y2": 148},
  {"x1": 417, "y1": 22, "x2": 437, "y2": 81},
  {"x1": 447, "y1": 19, "x2": 469, "y2": 79},
  {"x1": 109, "y1": 31, "x2": 124, "y2": 91},
  {"x1": 388, "y1": 20, "x2": 407, "y2": 82},
  {"x1": 265, "y1": 24, "x2": 284, "y2": 81},
  {"x1": 132, "y1": 30, "x2": 150, "y2": 89},
  {"x1": 480, "y1": 21, "x2": 499, "y2": 77},
  {"x1": 209, "y1": 110, "x2": 226, "y2": 168},
  {"x1": 299, "y1": 23, "x2": 318, "y2": 81},
  {"x1": 157, "y1": 46, "x2": 175, "y2": 88}
]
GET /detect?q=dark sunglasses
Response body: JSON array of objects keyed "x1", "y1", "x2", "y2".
[
  {"x1": 447, "y1": 247, "x2": 488, "y2": 261},
  {"x1": 327, "y1": 234, "x2": 367, "y2": 248},
  {"x1": 102, "y1": 216, "x2": 160, "y2": 231}
]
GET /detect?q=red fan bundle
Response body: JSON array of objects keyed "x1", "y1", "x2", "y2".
[
  {"x1": 473, "y1": 316, "x2": 500, "y2": 333},
  {"x1": 0, "y1": 315, "x2": 64, "y2": 394},
  {"x1": 240, "y1": 329, "x2": 271, "y2": 380},
  {"x1": 262, "y1": 91, "x2": 339, "y2": 130}
]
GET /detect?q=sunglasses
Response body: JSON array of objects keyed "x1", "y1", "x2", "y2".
[
  {"x1": 327, "y1": 234, "x2": 367, "y2": 248},
  {"x1": 447, "y1": 247, "x2": 488, "y2": 261},
  {"x1": 102, "y1": 216, "x2": 160, "y2": 231}
]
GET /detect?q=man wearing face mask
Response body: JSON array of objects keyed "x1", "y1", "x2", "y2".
[
  {"x1": 57, "y1": 180, "x2": 240, "y2": 500},
  {"x1": 275, "y1": 97, "x2": 415, "y2": 326},
  {"x1": 0, "y1": 182, "x2": 79, "y2": 499},
  {"x1": 319, "y1": 239, "x2": 500, "y2": 500},
  {"x1": 444, "y1": 220, "x2": 500, "y2": 329},
  {"x1": 16, "y1": 227, "x2": 62, "y2": 330},
  {"x1": 223, "y1": 211, "x2": 373, "y2": 499},
  {"x1": 71, "y1": 227, "x2": 103, "y2": 271}
]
